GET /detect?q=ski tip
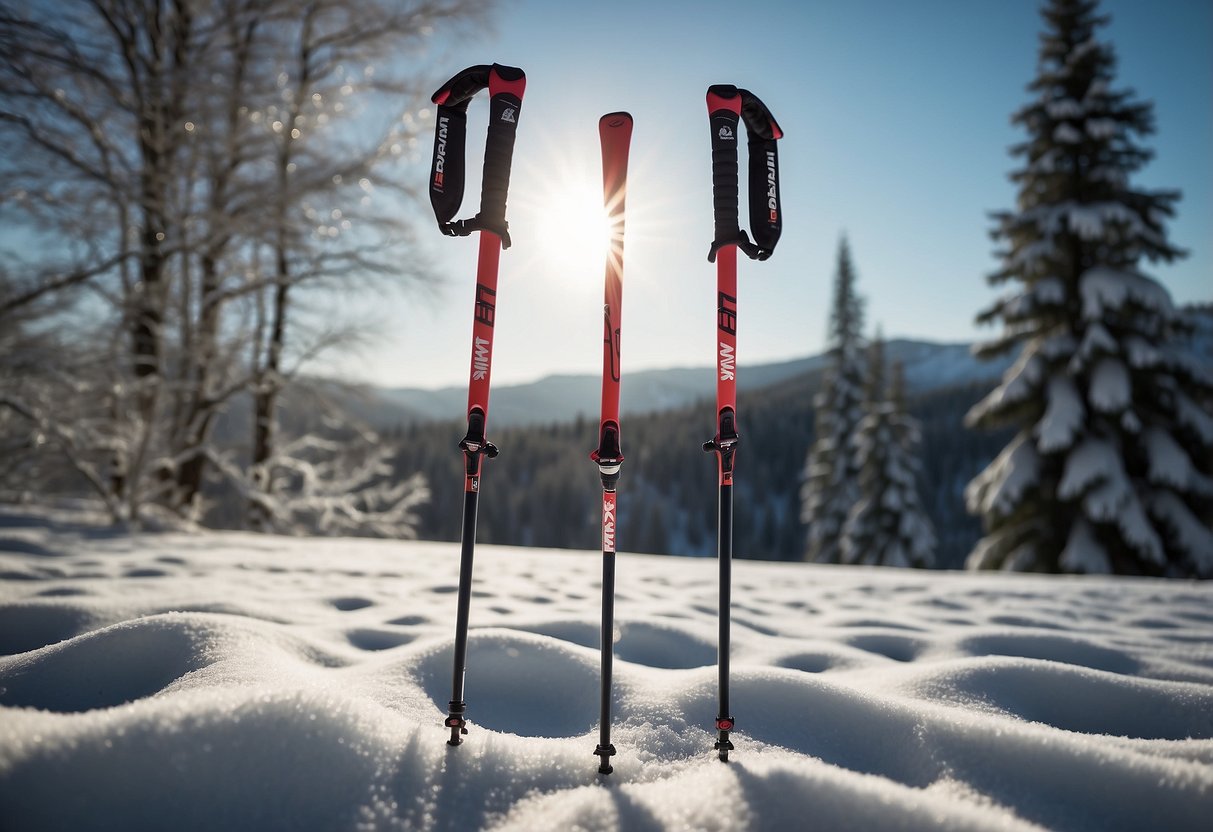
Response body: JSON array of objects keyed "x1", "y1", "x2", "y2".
[
  {"x1": 600, "y1": 112, "x2": 633, "y2": 129},
  {"x1": 599, "y1": 112, "x2": 633, "y2": 152}
]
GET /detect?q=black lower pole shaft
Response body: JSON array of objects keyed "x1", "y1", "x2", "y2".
[
  {"x1": 596, "y1": 525, "x2": 617, "y2": 774},
  {"x1": 447, "y1": 485, "x2": 479, "y2": 745},
  {"x1": 716, "y1": 482, "x2": 734, "y2": 761}
]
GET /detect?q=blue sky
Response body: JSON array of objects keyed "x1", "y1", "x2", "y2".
[{"x1": 329, "y1": 0, "x2": 1212, "y2": 390}]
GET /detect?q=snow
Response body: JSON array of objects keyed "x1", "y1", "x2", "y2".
[
  {"x1": 1052, "y1": 122, "x2": 1083, "y2": 144},
  {"x1": 2, "y1": 502, "x2": 1213, "y2": 831},
  {"x1": 1073, "y1": 320, "x2": 1117, "y2": 367},
  {"x1": 966, "y1": 433, "x2": 1041, "y2": 518},
  {"x1": 1004, "y1": 237, "x2": 1052, "y2": 274},
  {"x1": 1038, "y1": 331, "x2": 1078, "y2": 360},
  {"x1": 1058, "y1": 519, "x2": 1111, "y2": 574},
  {"x1": 1088, "y1": 357, "x2": 1131, "y2": 413},
  {"x1": 1058, "y1": 437, "x2": 1118, "y2": 501},
  {"x1": 1150, "y1": 492, "x2": 1213, "y2": 573},
  {"x1": 1066, "y1": 37, "x2": 1101, "y2": 67},
  {"x1": 967, "y1": 349, "x2": 1043, "y2": 425},
  {"x1": 1065, "y1": 204, "x2": 1107, "y2": 238},
  {"x1": 1058, "y1": 436, "x2": 1167, "y2": 564},
  {"x1": 1085, "y1": 117, "x2": 1118, "y2": 140},
  {"x1": 1031, "y1": 276, "x2": 1065, "y2": 306},
  {"x1": 1036, "y1": 375, "x2": 1084, "y2": 453},
  {"x1": 998, "y1": 276, "x2": 1066, "y2": 319},
  {"x1": 1176, "y1": 392, "x2": 1213, "y2": 445},
  {"x1": 1123, "y1": 335, "x2": 1160, "y2": 369},
  {"x1": 1080, "y1": 266, "x2": 1175, "y2": 320},
  {"x1": 1045, "y1": 98, "x2": 1083, "y2": 120},
  {"x1": 1144, "y1": 427, "x2": 1198, "y2": 490},
  {"x1": 1065, "y1": 202, "x2": 1145, "y2": 241}
]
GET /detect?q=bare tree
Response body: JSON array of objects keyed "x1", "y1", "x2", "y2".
[
  {"x1": 244, "y1": 0, "x2": 479, "y2": 529},
  {"x1": 0, "y1": 0, "x2": 484, "y2": 530}
]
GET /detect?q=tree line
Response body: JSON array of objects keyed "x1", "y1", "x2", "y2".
[{"x1": 385, "y1": 371, "x2": 1010, "y2": 569}]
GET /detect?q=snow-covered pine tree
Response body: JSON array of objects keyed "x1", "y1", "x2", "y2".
[
  {"x1": 802, "y1": 236, "x2": 866, "y2": 563},
  {"x1": 842, "y1": 338, "x2": 937, "y2": 568},
  {"x1": 966, "y1": 0, "x2": 1213, "y2": 576}
]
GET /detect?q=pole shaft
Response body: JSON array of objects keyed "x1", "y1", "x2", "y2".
[
  {"x1": 595, "y1": 486, "x2": 618, "y2": 773},
  {"x1": 599, "y1": 528, "x2": 616, "y2": 746},
  {"x1": 447, "y1": 487, "x2": 479, "y2": 744},
  {"x1": 718, "y1": 483, "x2": 732, "y2": 718},
  {"x1": 448, "y1": 230, "x2": 501, "y2": 746},
  {"x1": 712, "y1": 247, "x2": 737, "y2": 761}
]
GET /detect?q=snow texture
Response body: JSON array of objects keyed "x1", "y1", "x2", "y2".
[{"x1": 4, "y1": 503, "x2": 1211, "y2": 831}]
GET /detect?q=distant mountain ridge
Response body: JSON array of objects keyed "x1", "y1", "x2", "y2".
[
  {"x1": 316, "y1": 302, "x2": 1212, "y2": 431},
  {"x1": 351, "y1": 338, "x2": 1016, "y2": 429}
]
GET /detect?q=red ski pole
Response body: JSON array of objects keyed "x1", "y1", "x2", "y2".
[
  {"x1": 703, "y1": 84, "x2": 783, "y2": 761},
  {"x1": 591, "y1": 111, "x2": 633, "y2": 775},
  {"x1": 427, "y1": 63, "x2": 526, "y2": 746}
]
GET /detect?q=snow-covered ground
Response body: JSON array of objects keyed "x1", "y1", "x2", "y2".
[{"x1": 1, "y1": 503, "x2": 1211, "y2": 831}]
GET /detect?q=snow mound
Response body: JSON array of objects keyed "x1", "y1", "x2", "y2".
[{"x1": 1, "y1": 505, "x2": 1211, "y2": 831}]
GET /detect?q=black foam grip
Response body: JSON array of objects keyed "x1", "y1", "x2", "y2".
[
  {"x1": 709, "y1": 108, "x2": 742, "y2": 246},
  {"x1": 479, "y1": 93, "x2": 521, "y2": 234}
]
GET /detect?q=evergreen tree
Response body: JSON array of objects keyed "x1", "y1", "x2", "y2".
[
  {"x1": 967, "y1": 0, "x2": 1212, "y2": 576},
  {"x1": 802, "y1": 236, "x2": 866, "y2": 562},
  {"x1": 842, "y1": 340, "x2": 937, "y2": 568}
]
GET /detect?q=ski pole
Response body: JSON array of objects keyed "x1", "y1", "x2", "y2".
[
  {"x1": 591, "y1": 111, "x2": 633, "y2": 776},
  {"x1": 702, "y1": 84, "x2": 783, "y2": 762},
  {"x1": 427, "y1": 63, "x2": 526, "y2": 746}
]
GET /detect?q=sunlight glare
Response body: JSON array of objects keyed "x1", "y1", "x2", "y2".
[{"x1": 538, "y1": 179, "x2": 613, "y2": 273}]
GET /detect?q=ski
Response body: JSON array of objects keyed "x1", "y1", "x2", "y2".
[
  {"x1": 427, "y1": 63, "x2": 526, "y2": 747},
  {"x1": 590, "y1": 111, "x2": 633, "y2": 776},
  {"x1": 702, "y1": 84, "x2": 783, "y2": 762}
]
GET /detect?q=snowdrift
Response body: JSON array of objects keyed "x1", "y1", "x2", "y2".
[{"x1": 1, "y1": 505, "x2": 1210, "y2": 830}]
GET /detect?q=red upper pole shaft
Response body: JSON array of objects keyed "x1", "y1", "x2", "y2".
[
  {"x1": 598, "y1": 113, "x2": 632, "y2": 441},
  {"x1": 715, "y1": 246, "x2": 738, "y2": 486},
  {"x1": 467, "y1": 231, "x2": 501, "y2": 421}
]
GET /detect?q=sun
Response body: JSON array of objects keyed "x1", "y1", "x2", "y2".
[
  {"x1": 537, "y1": 177, "x2": 613, "y2": 273},
  {"x1": 509, "y1": 133, "x2": 619, "y2": 282}
]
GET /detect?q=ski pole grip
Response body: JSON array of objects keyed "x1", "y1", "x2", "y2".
[
  {"x1": 428, "y1": 64, "x2": 525, "y2": 248},
  {"x1": 706, "y1": 85, "x2": 784, "y2": 262},
  {"x1": 707, "y1": 85, "x2": 742, "y2": 262},
  {"x1": 479, "y1": 65, "x2": 526, "y2": 243}
]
